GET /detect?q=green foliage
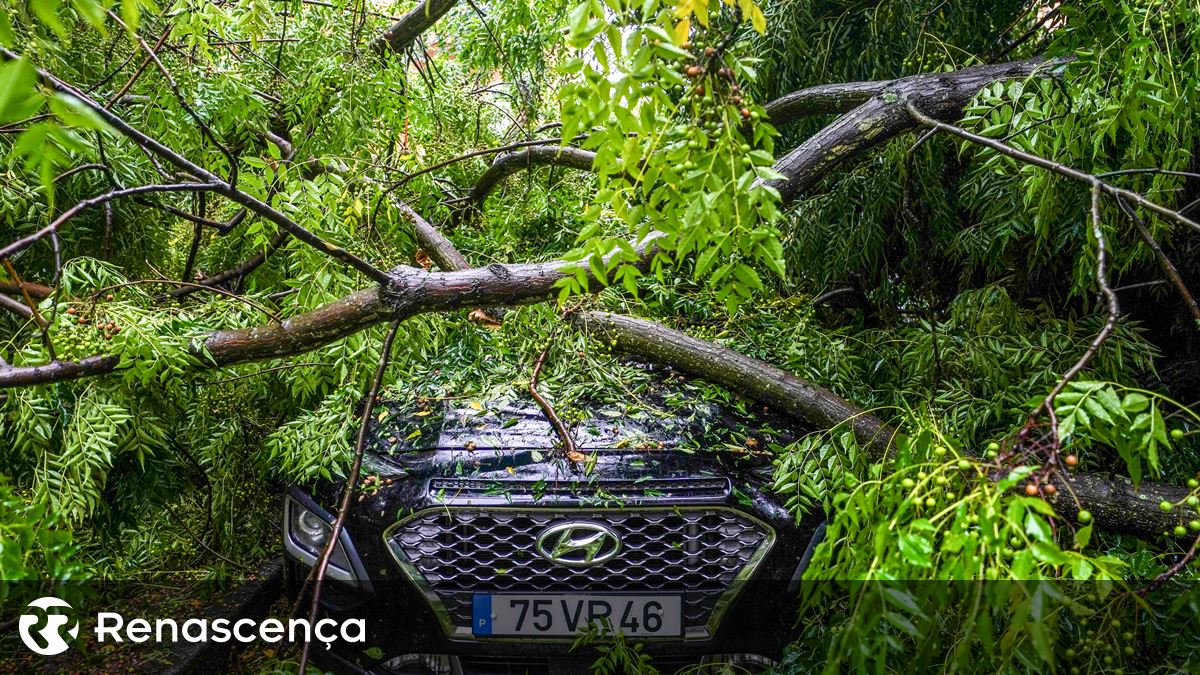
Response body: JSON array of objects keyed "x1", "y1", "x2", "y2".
[
  {"x1": 1053, "y1": 381, "x2": 1198, "y2": 483},
  {"x1": 557, "y1": 0, "x2": 785, "y2": 312},
  {"x1": 1, "y1": 1, "x2": 1199, "y2": 672},
  {"x1": 0, "y1": 474, "x2": 86, "y2": 580}
]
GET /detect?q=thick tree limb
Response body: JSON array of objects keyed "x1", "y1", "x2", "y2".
[
  {"x1": 398, "y1": 201, "x2": 471, "y2": 270},
  {"x1": 769, "y1": 57, "x2": 1067, "y2": 202},
  {"x1": 372, "y1": 0, "x2": 459, "y2": 55},
  {"x1": 0, "y1": 280, "x2": 53, "y2": 300},
  {"x1": 571, "y1": 311, "x2": 895, "y2": 458},
  {"x1": 763, "y1": 80, "x2": 890, "y2": 122},
  {"x1": 0, "y1": 293, "x2": 34, "y2": 320},
  {"x1": 568, "y1": 310, "x2": 1192, "y2": 540},
  {"x1": 463, "y1": 59, "x2": 1061, "y2": 207},
  {"x1": 469, "y1": 146, "x2": 597, "y2": 205},
  {"x1": 0, "y1": 355, "x2": 121, "y2": 387},
  {"x1": 397, "y1": 201, "x2": 503, "y2": 325}
]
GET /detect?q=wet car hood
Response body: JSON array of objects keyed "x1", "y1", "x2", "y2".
[
  {"x1": 359, "y1": 390, "x2": 801, "y2": 474},
  {"x1": 331, "y1": 384, "x2": 808, "y2": 507}
]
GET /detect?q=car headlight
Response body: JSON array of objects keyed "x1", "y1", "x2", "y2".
[{"x1": 284, "y1": 497, "x2": 359, "y2": 585}]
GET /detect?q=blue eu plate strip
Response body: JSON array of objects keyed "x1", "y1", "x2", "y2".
[{"x1": 472, "y1": 594, "x2": 492, "y2": 635}]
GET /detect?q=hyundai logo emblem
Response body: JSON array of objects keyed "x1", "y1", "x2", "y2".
[{"x1": 535, "y1": 521, "x2": 622, "y2": 566}]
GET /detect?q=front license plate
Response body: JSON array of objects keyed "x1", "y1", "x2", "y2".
[{"x1": 472, "y1": 594, "x2": 682, "y2": 637}]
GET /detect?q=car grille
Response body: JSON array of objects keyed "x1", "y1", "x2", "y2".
[{"x1": 385, "y1": 508, "x2": 773, "y2": 638}]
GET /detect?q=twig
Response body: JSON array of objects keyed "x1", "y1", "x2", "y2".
[
  {"x1": 2, "y1": 259, "x2": 55, "y2": 359},
  {"x1": 1036, "y1": 183, "x2": 1120, "y2": 441},
  {"x1": 529, "y1": 330, "x2": 578, "y2": 460},
  {"x1": 903, "y1": 102, "x2": 1200, "y2": 235},
  {"x1": 1137, "y1": 532, "x2": 1200, "y2": 597},
  {"x1": 105, "y1": 24, "x2": 172, "y2": 109},
  {"x1": 0, "y1": 183, "x2": 221, "y2": 260},
  {"x1": 297, "y1": 320, "x2": 402, "y2": 674},
  {"x1": 135, "y1": 197, "x2": 236, "y2": 233},
  {"x1": 181, "y1": 193, "x2": 207, "y2": 283},
  {"x1": 1116, "y1": 197, "x2": 1200, "y2": 325}
]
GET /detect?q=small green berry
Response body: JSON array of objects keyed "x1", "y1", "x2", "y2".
[
  {"x1": 987, "y1": 441, "x2": 1000, "y2": 453},
  {"x1": 957, "y1": 459, "x2": 972, "y2": 471},
  {"x1": 1189, "y1": 520, "x2": 1200, "y2": 531},
  {"x1": 1174, "y1": 525, "x2": 1188, "y2": 537},
  {"x1": 1171, "y1": 428, "x2": 1185, "y2": 441},
  {"x1": 934, "y1": 446, "x2": 948, "y2": 456},
  {"x1": 1187, "y1": 496, "x2": 1198, "y2": 507},
  {"x1": 902, "y1": 478, "x2": 915, "y2": 489},
  {"x1": 925, "y1": 497, "x2": 936, "y2": 507},
  {"x1": 1077, "y1": 510, "x2": 1093, "y2": 524},
  {"x1": 1160, "y1": 500, "x2": 1174, "y2": 513},
  {"x1": 1187, "y1": 478, "x2": 1199, "y2": 489}
]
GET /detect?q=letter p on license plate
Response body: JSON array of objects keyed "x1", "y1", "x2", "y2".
[{"x1": 472, "y1": 594, "x2": 682, "y2": 637}]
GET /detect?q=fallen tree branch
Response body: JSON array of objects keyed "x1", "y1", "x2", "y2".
[
  {"x1": 1116, "y1": 197, "x2": 1200, "y2": 325},
  {"x1": 0, "y1": 280, "x2": 53, "y2": 300},
  {"x1": 568, "y1": 310, "x2": 1192, "y2": 540},
  {"x1": 459, "y1": 58, "x2": 1064, "y2": 207},
  {"x1": 371, "y1": 0, "x2": 459, "y2": 55},
  {"x1": 529, "y1": 331, "x2": 579, "y2": 460},
  {"x1": 0, "y1": 183, "x2": 223, "y2": 261},
  {"x1": 903, "y1": 100, "x2": 1200, "y2": 235},
  {"x1": 296, "y1": 319, "x2": 402, "y2": 674},
  {"x1": 468, "y1": 145, "x2": 597, "y2": 205},
  {"x1": 396, "y1": 201, "x2": 503, "y2": 325},
  {"x1": 0, "y1": 293, "x2": 34, "y2": 320},
  {"x1": 763, "y1": 80, "x2": 891, "y2": 121},
  {"x1": 769, "y1": 58, "x2": 1069, "y2": 203}
]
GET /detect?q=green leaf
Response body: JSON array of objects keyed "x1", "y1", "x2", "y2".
[
  {"x1": 0, "y1": 57, "x2": 41, "y2": 125},
  {"x1": 899, "y1": 532, "x2": 933, "y2": 567},
  {"x1": 1030, "y1": 541, "x2": 1069, "y2": 566},
  {"x1": 1024, "y1": 512, "x2": 1052, "y2": 542},
  {"x1": 1073, "y1": 524, "x2": 1093, "y2": 550},
  {"x1": 0, "y1": 10, "x2": 15, "y2": 46}
]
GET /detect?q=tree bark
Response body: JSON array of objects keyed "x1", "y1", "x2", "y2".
[
  {"x1": 570, "y1": 310, "x2": 895, "y2": 457},
  {"x1": 763, "y1": 80, "x2": 890, "y2": 122},
  {"x1": 0, "y1": 280, "x2": 53, "y2": 300},
  {"x1": 569, "y1": 310, "x2": 1192, "y2": 540},
  {"x1": 372, "y1": 0, "x2": 459, "y2": 55}
]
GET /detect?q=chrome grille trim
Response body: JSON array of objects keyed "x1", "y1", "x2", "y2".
[
  {"x1": 427, "y1": 477, "x2": 730, "y2": 502},
  {"x1": 383, "y1": 507, "x2": 774, "y2": 641}
]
